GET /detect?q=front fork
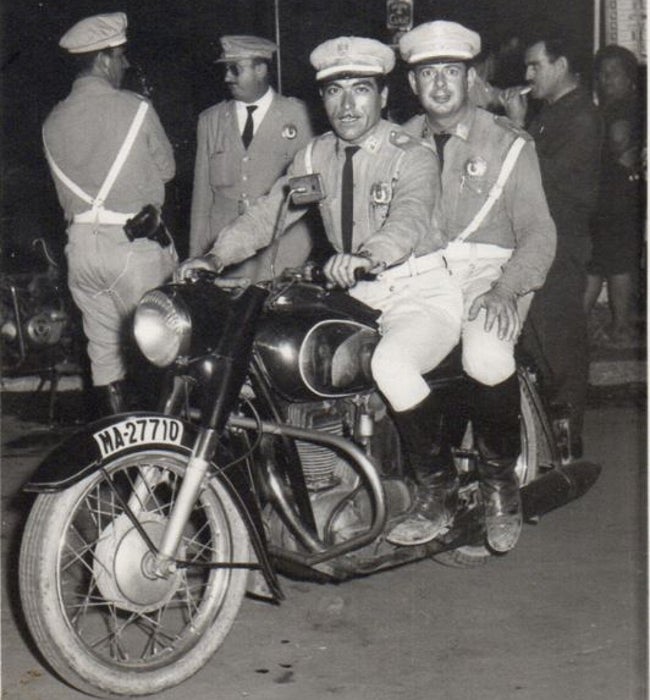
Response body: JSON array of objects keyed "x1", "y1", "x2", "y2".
[{"x1": 151, "y1": 428, "x2": 219, "y2": 577}]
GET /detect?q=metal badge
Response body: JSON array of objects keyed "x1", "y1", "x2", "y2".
[
  {"x1": 464, "y1": 156, "x2": 488, "y2": 178},
  {"x1": 282, "y1": 124, "x2": 298, "y2": 140},
  {"x1": 370, "y1": 182, "x2": 392, "y2": 205}
]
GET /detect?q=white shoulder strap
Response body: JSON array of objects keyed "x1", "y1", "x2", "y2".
[
  {"x1": 94, "y1": 100, "x2": 149, "y2": 208},
  {"x1": 43, "y1": 100, "x2": 149, "y2": 212},
  {"x1": 303, "y1": 139, "x2": 315, "y2": 175},
  {"x1": 456, "y1": 136, "x2": 526, "y2": 244}
]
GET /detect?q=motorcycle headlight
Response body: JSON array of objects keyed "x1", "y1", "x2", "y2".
[{"x1": 134, "y1": 290, "x2": 191, "y2": 367}]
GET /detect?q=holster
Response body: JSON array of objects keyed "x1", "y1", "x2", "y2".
[{"x1": 124, "y1": 205, "x2": 171, "y2": 248}]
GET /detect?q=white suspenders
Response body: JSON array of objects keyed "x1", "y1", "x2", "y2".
[{"x1": 43, "y1": 100, "x2": 149, "y2": 225}]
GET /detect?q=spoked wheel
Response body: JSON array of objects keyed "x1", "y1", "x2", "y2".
[
  {"x1": 434, "y1": 373, "x2": 551, "y2": 568},
  {"x1": 19, "y1": 449, "x2": 250, "y2": 697}
]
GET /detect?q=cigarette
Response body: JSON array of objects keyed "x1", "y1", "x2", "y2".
[{"x1": 519, "y1": 86, "x2": 532, "y2": 95}]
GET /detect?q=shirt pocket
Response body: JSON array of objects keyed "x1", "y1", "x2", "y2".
[{"x1": 208, "y1": 148, "x2": 236, "y2": 188}]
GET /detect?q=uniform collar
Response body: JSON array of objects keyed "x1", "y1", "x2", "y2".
[
  {"x1": 335, "y1": 119, "x2": 390, "y2": 155},
  {"x1": 422, "y1": 105, "x2": 475, "y2": 142}
]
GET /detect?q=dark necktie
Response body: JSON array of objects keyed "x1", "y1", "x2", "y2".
[
  {"x1": 241, "y1": 105, "x2": 258, "y2": 149},
  {"x1": 433, "y1": 132, "x2": 452, "y2": 171},
  {"x1": 341, "y1": 146, "x2": 360, "y2": 253}
]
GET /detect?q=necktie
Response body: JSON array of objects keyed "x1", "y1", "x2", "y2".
[
  {"x1": 341, "y1": 146, "x2": 360, "y2": 253},
  {"x1": 433, "y1": 132, "x2": 452, "y2": 171},
  {"x1": 242, "y1": 105, "x2": 258, "y2": 149}
]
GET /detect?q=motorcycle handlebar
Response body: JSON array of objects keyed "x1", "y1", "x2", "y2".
[{"x1": 305, "y1": 264, "x2": 377, "y2": 286}]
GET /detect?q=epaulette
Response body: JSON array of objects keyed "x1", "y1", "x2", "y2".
[
  {"x1": 493, "y1": 115, "x2": 533, "y2": 141},
  {"x1": 389, "y1": 129, "x2": 428, "y2": 151}
]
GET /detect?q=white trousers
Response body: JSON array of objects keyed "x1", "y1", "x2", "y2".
[
  {"x1": 349, "y1": 260, "x2": 463, "y2": 412},
  {"x1": 66, "y1": 223, "x2": 177, "y2": 386},
  {"x1": 443, "y1": 245, "x2": 532, "y2": 387}
]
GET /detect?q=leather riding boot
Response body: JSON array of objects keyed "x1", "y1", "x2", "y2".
[
  {"x1": 97, "y1": 379, "x2": 129, "y2": 416},
  {"x1": 471, "y1": 374, "x2": 522, "y2": 553},
  {"x1": 386, "y1": 392, "x2": 458, "y2": 546}
]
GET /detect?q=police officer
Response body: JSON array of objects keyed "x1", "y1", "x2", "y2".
[
  {"x1": 179, "y1": 36, "x2": 464, "y2": 546},
  {"x1": 190, "y1": 35, "x2": 314, "y2": 281},
  {"x1": 396, "y1": 21, "x2": 557, "y2": 551},
  {"x1": 43, "y1": 13, "x2": 177, "y2": 414}
]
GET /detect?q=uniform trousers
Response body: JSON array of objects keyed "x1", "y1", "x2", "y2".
[
  {"x1": 66, "y1": 223, "x2": 177, "y2": 386},
  {"x1": 443, "y1": 244, "x2": 532, "y2": 388},
  {"x1": 349, "y1": 256, "x2": 463, "y2": 412}
]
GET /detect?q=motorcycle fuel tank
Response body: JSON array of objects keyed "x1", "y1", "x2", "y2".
[{"x1": 254, "y1": 284, "x2": 379, "y2": 401}]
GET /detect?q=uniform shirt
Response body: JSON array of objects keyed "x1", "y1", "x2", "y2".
[
  {"x1": 211, "y1": 119, "x2": 443, "y2": 268},
  {"x1": 234, "y1": 86, "x2": 274, "y2": 135},
  {"x1": 190, "y1": 90, "x2": 313, "y2": 256},
  {"x1": 527, "y1": 87, "x2": 603, "y2": 239},
  {"x1": 403, "y1": 107, "x2": 556, "y2": 296},
  {"x1": 43, "y1": 75, "x2": 174, "y2": 220}
]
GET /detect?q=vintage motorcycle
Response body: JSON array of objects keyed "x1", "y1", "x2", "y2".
[{"x1": 19, "y1": 181, "x2": 601, "y2": 697}]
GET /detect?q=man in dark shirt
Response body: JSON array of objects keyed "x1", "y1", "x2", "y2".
[{"x1": 502, "y1": 31, "x2": 603, "y2": 458}]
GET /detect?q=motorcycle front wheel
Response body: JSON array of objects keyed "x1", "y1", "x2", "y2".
[{"x1": 19, "y1": 448, "x2": 250, "y2": 697}]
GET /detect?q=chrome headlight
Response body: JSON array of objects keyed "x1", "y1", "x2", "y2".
[{"x1": 134, "y1": 290, "x2": 191, "y2": 367}]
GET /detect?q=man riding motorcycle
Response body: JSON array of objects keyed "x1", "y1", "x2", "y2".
[{"x1": 178, "y1": 35, "x2": 465, "y2": 547}]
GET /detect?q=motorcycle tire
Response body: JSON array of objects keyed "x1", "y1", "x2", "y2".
[
  {"x1": 19, "y1": 448, "x2": 250, "y2": 697},
  {"x1": 433, "y1": 374, "x2": 549, "y2": 568}
]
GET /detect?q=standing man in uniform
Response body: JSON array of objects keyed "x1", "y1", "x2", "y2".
[
  {"x1": 179, "y1": 36, "x2": 466, "y2": 546},
  {"x1": 397, "y1": 21, "x2": 556, "y2": 551},
  {"x1": 43, "y1": 12, "x2": 177, "y2": 414},
  {"x1": 501, "y1": 31, "x2": 603, "y2": 460},
  {"x1": 190, "y1": 35, "x2": 314, "y2": 281}
]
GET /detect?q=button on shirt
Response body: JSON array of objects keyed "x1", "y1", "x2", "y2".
[
  {"x1": 402, "y1": 107, "x2": 556, "y2": 296},
  {"x1": 42, "y1": 76, "x2": 175, "y2": 220},
  {"x1": 211, "y1": 119, "x2": 443, "y2": 268}
]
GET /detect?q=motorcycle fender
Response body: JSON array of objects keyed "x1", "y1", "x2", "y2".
[{"x1": 23, "y1": 412, "x2": 283, "y2": 600}]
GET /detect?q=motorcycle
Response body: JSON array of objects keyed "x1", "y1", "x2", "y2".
[{"x1": 18, "y1": 180, "x2": 601, "y2": 697}]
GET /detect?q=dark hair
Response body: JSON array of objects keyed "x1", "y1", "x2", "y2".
[
  {"x1": 594, "y1": 44, "x2": 639, "y2": 85},
  {"x1": 525, "y1": 29, "x2": 586, "y2": 76}
]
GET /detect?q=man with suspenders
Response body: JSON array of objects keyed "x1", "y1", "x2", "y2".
[
  {"x1": 397, "y1": 21, "x2": 557, "y2": 551},
  {"x1": 42, "y1": 12, "x2": 177, "y2": 414}
]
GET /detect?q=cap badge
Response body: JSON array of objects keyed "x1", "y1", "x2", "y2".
[
  {"x1": 465, "y1": 156, "x2": 487, "y2": 178},
  {"x1": 336, "y1": 39, "x2": 350, "y2": 56},
  {"x1": 282, "y1": 124, "x2": 298, "y2": 140}
]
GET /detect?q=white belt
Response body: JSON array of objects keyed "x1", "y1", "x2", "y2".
[
  {"x1": 72, "y1": 209, "x2": 136, "y2": 225},
  {"x1": 377, "y1": 251, "x2": 445, "y2": 281},
  {"x1": 443, "y1": 241, "x2": 513, "y2": 262}
]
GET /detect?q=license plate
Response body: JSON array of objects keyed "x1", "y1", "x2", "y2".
[{"x1": 93, "y1": 417, "x2": 184, "y2": 459}]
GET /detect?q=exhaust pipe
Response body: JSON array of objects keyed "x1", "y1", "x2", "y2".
[{"x1": 521, "y1": 461, "x2": 601, "y2": 520}]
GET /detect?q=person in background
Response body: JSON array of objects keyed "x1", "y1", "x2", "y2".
[
  {"x1": 501, "y1": 29, "x2": 603, "y2": 460},
  {"x1": 190, "y1": 35, "x2": 314, "y2": 280},
  {"x1": 398, "y1": 20, "x2": 556, "y2": 552},
  {"x1": 584, "y1": 44, "x2": 644, "y2": 347},
  {"x1": 42, "y1": 12, "x2": 177, "y2": 414},
  {"x1": 179, "y1": 36, "x2": 467, "y2": 548}
]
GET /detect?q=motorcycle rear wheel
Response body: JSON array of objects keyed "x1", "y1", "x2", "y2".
[
  {"x1": 19, "y1": 448, "x2": 250, "y2": 697},
  {"x1": 433, "y1": 374, "x2": 548, "y2": 568}
]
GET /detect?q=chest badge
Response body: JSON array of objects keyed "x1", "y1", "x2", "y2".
[
  {"x1": 370, "y1": 182, "x2": 392, "y2": 205},
  {"x1": 465, "y1": 156, "x2": 488, "y2": 178},
  {"x1": 282, "y1": 124, "x2": 298, "y2": 140}
]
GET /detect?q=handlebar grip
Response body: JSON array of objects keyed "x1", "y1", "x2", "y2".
[{"x1": 354, "y1": 266, "x2": 377, "y2": 282}]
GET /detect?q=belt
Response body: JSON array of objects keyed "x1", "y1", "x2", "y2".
[
  {"x1": 376, "y1": 252, "x2": 445, "y2": 281},
  {"x1": 443, "y1": 241, "x2": 513, "y2": 261},
  {"x1": 72, "y1": 209, "x2": 137, "y2": 225}
]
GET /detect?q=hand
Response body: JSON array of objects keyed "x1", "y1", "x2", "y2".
[
  {"x1": 174, "y1": 253, "x2": 222, "y2": 282},
  {"x1": 323, "y1": 253, "x2": 373, "y2": 288},
  {"x1": 467, "y1": 287, "x2": 520, "y2": 343},
  {"x1": 499, "y1": 86, "x2": 529, "y2": 127}
]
